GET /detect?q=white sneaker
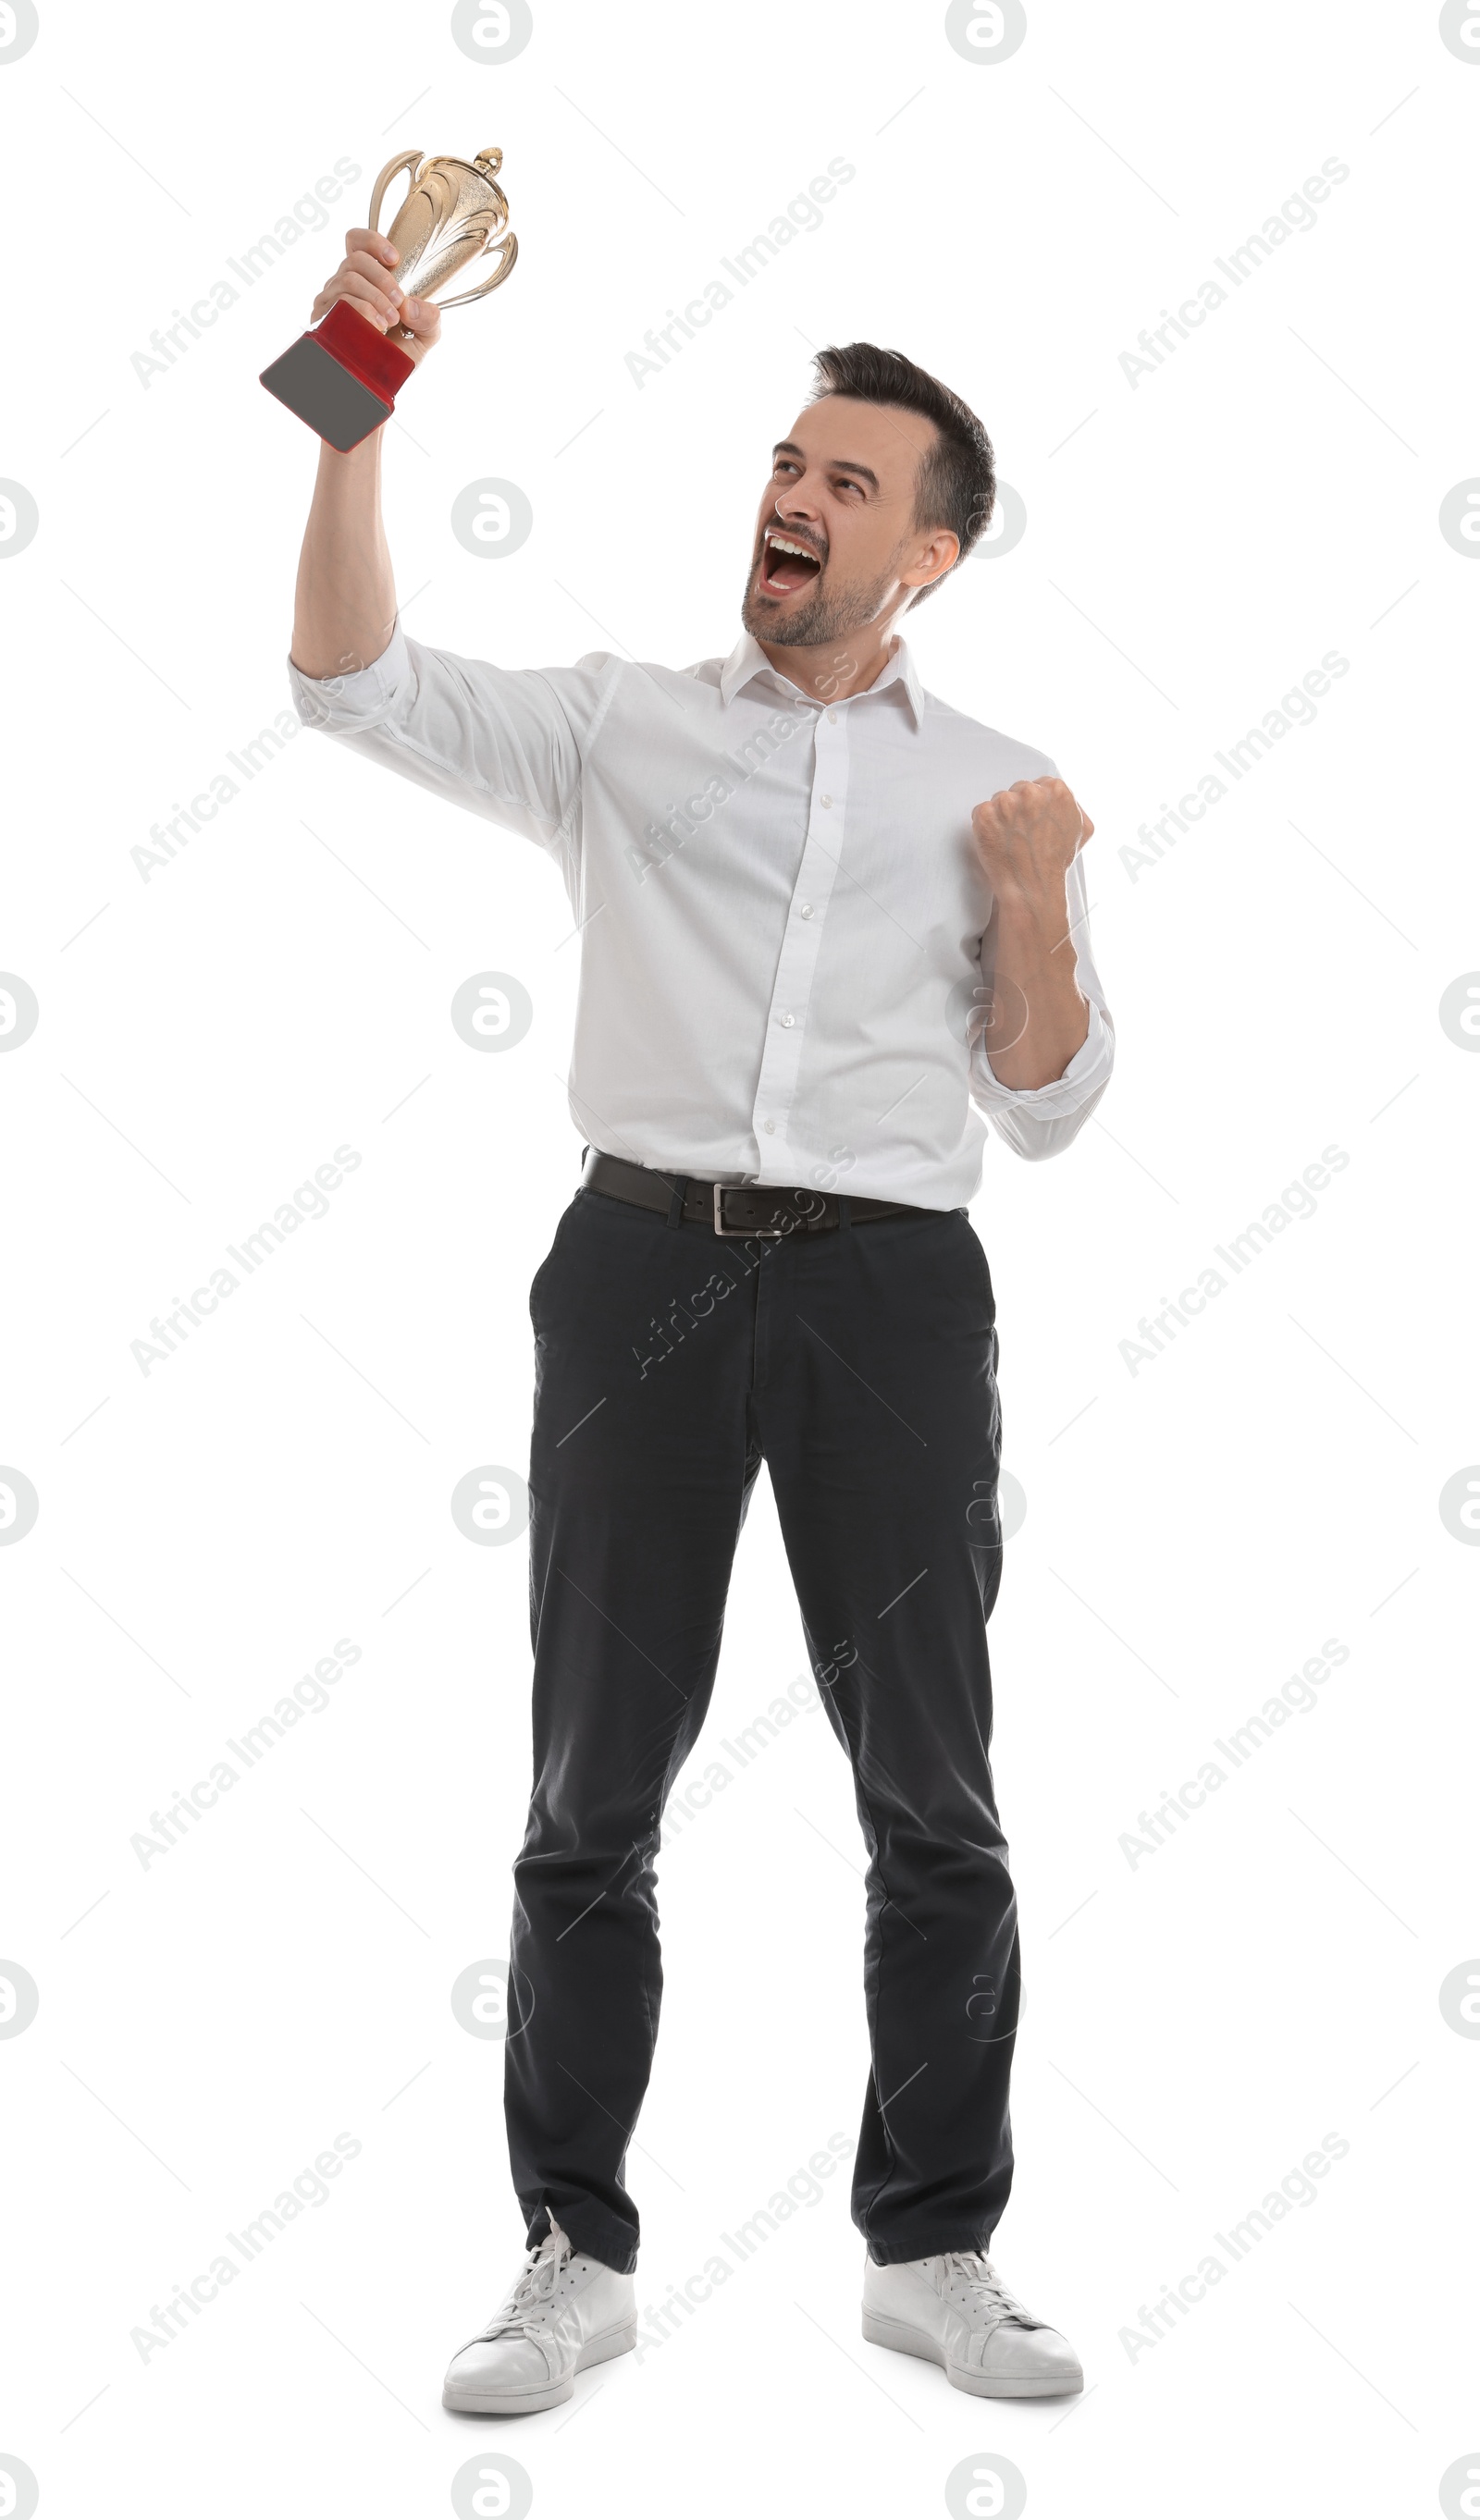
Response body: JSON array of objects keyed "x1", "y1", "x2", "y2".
[
  {"x1": 862, "y1": 2245, "x2": 1083, "y2": 2399},
  {"x1": 442, "y1": 2217, "x2": 638, "y2": 2416}
]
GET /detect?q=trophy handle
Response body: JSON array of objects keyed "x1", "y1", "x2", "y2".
[
  {"x1": 368, "y1": 148, "x2": 423, "y2": 240},
  {"x1": 437, "y1": 229, "x2": 520, "y2": 310}
]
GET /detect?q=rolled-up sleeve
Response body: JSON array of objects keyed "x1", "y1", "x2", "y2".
[
  {"x1": 968, "y1": 847, "x2": 1116, "y2": 1161},
  {"x1": 288, "y1": 621, "x2": 619, "y2": 868}
]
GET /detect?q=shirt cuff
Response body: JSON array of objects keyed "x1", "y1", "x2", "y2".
[
  {"x1": 970, "y1": 1000, "x2": 1115, "y2": 1116},
  {"x1": 288, "y1": 619, "x2": 413, "y2": 731}
]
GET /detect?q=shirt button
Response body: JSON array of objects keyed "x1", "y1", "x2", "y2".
[
  {"x1": 820, "y1": 794, "x2": 832, "y2": 808},
  {"x1": 763, "y1": 1118, "x2": 776, "y2": 1135},
  {"x1": 779, "y1": 1013, "x2": 796, "y2": 1028},
  {"x1": 826, "y1": 709, "x2": 838, "y2": 723},
  {"x1": 799, "y1": 903, "x2": 813, "y2": 919}
]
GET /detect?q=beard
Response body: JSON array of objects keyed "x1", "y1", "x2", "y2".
[{"x1": 740, "y1": 548, "x2": 901, "y2": 649}]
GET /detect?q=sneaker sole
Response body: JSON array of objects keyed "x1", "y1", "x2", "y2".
[
  {"x1": 442, "y1": 2316, "x2": 638, "y2": 2416},
  {"x1": 861, "y1": 2308, "x2": 1083, "y2": 2399}
]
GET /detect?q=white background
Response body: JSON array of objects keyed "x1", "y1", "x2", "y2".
[{"x1": 3, "y1": 1, "x2": 1477, "y2": 2514}]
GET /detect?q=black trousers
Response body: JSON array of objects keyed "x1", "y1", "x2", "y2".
[{"x1": 504, "y1": 1182, "x2": 1019, "y2": 2273}]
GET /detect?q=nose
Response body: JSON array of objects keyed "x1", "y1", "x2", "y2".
[{"x1": 774, "y1": 480, "x2": 821, "y2": 530}]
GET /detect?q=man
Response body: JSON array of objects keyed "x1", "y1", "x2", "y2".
[{"x1": 289, "y1": 225, "x2": 1114, "y2": 2415}]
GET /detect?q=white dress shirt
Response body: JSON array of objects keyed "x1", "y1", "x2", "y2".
[{"x1": 288, "y1": 623, "x2": 1114, "y2": 1210}]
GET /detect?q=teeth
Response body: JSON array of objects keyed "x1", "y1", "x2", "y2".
[{"x1": 768, "y1": 534, "x2": 820, "y2": 564}]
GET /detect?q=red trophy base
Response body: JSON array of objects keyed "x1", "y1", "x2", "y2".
[{"x1": 259, "y1": 301, "x2": 416, "y2": 452}]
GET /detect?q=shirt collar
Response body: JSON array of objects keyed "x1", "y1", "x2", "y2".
[{"x1": 718, "y1": 629, "x2": 925, "y2": 731}]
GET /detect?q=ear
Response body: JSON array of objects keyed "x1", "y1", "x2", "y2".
[{"x1": 900, "y1": 528, "x2": 960, "y2": 595}]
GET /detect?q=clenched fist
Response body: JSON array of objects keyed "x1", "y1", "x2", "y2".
[
  {"x1": 970, "y1": 777, "x2": 1093, "y2": 905},
  {"x1": 310, "y1": 228, "x2": 443, "y2": 367}
]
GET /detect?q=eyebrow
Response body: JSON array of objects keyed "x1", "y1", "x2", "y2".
[{"x1": 771, "y1": 439, "x2": 880, "y2": 490}]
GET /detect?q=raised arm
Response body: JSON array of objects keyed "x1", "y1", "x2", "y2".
[
  {"x1": 971, "y1": 776, "x2": 1095, "y2": 1088},
  {"x1": 967, "y1": 774, "x2": 1116, "y2": 1160},
  {"x1": 290, "y1": 227, "x2": 442, "y2": 680}
]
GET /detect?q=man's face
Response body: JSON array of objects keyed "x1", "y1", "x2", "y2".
[{"x1": 740, "y1": 396, "x2": 956, "y2": 649}]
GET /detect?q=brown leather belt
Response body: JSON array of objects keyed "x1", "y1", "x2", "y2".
[{"x1": 580, "y1": 1148, "x2": 935, "y2": 1236}]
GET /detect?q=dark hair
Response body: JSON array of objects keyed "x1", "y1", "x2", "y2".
[{"x1": 807, "y1": 342, "x2": 995, "y2": 606}]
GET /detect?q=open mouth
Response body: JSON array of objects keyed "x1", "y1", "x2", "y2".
[{"x1": 758, "y1": 528, "x2": 824, "y2": 597}]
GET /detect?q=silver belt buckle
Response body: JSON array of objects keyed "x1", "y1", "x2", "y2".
[{"x1": 712, "y1": 1184, "x2": 785, "y2": 1238}]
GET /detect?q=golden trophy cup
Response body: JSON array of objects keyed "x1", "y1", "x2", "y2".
[{"x1": 261, "y1": 146, "x2": 518, "y2": 450}]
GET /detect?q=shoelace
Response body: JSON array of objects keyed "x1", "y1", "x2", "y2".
[
  {"x1": 940, "y1": 2254, "x2": 1040, "y2": 2329},
  {"x1": 481, "y1": 2231, "x2": 574, "y2": 2340}
]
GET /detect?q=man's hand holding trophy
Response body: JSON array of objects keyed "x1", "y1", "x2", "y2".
[{"x1": 261, "y1": 146, "x2": 517, "y2": 450}]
